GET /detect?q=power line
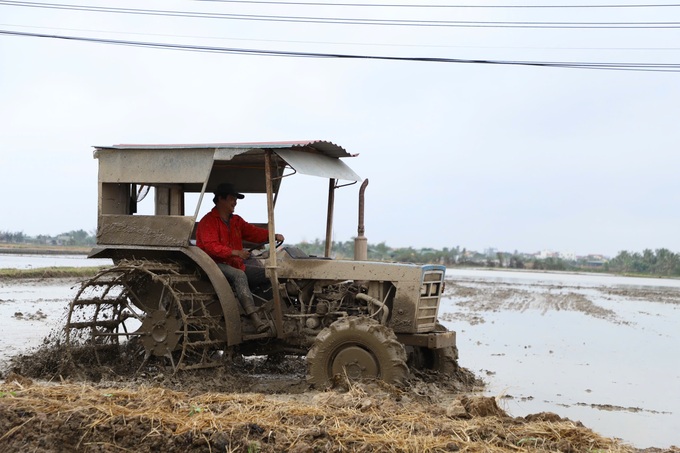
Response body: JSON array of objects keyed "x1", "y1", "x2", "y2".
[
  {"x1": 2, "y1": 29, "x2": 679, "y2": 72},
  {"x1": 2, "y1": 0, "x2": 680, "y2": 29},
  {"x1": 6, "y1": 22, "x2": 680, "y2": 50},
  {"x1": 192, "y1": 0, "x2": 680, "y2": 8}
]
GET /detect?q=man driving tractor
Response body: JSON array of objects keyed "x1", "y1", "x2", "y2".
[{"x1": 196, "y1": 183, "x2": 285, "y2": 333}]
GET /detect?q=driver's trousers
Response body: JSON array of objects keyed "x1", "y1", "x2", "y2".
[{"x1": 217, "y1": 262, "x2": 267, "y2": 314}]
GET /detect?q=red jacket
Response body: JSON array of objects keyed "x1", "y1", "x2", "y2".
[{"x1": 196, "y1": 207, "x2": 269, "y2": 271}]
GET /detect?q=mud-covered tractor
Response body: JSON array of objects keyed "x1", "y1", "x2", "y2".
[{"x1": 66, "y1": 141, "x2": 457, "y2": 386}]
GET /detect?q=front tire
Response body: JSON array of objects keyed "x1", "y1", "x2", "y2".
[{"x1": 306, "y1": 317, "x2": 409, "y2": 387}]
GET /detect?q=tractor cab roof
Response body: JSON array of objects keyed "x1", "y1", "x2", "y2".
[
  {"x1": 93, "y1": 140, "x2": 361, "y2": 249},
  {"x1": 94, "y1": 140, "x2": 361, "y2": 195}
]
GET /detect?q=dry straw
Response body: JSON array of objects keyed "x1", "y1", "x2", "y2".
[{"x1": 0, "y1": 379, "x2": 636, "y2": 452}]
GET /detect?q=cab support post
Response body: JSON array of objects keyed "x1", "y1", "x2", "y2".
[
  {"x1": 264, "y1": 150, "x2": 285, "y2": 337},
  {"x1": 325, "y1": 178, "x2": 336, "y2": 258}
]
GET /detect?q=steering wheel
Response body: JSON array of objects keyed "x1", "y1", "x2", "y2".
[{"x1": 249, "y1": 239, "x2": 284, "y2": 258}]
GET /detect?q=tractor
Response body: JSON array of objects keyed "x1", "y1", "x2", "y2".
[{"x1": 66, "y1": 140, "x2": 457, "y2": 386}]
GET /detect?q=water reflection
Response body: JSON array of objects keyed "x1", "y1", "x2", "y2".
[
  {"x1": 442, "y1": 268, "x2": 680, "y2": 449},
  {"x1": 447, "y1": 267, "x2": 680, "y2": 289},
  {"x1": 0, "y1": 253, "x2": 112, "y2": 269}
]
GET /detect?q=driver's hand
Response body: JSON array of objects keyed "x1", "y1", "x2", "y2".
[
  {"x1": 275, "y1": 234, "x2": 285, "y2": 242},
  {"x1": 232, "y1": 249, "x2": 251, "y2": 259}
]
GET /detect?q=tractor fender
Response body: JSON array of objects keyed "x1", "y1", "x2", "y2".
[{"x1": 182, "y1": 246, "x2": 242, "y2": 346}]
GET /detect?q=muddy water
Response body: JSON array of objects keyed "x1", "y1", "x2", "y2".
[
  {"x1": 1, "y1": 257, "x2": 679, "y2": 449},
  {"x1": 0, "y1": 254, "x2": 111, "y2": 362},
  {"x1": 0, "y1": 278, "x2": 78, "y2": 363},
  {"x1": 442, "y1": 268, "x2": 680, "y2": 449}
]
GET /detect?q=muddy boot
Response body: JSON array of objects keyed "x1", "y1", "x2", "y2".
[{"x1": 249, "y1": 311, "x2": 269, "y2": 333}]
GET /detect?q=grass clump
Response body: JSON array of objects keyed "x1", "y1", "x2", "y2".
[{"x1": 0, "y1": 266, "x2": 107, "y2": 280}]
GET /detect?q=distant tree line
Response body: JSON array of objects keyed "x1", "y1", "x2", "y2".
[
  {"x1": 4, "y1": 230, "x2": 680, "y2": 277},
  {"x1": 605, "y1": 248, "x2": 680, "y2": 277},
  {"x1": 296, "y1": 239, "x2": 468, "y2": 264},
  {"x1": 298, "y1": 240, "x2": 680, "y2": 277},
  {"x1": 0, "y1": 230, "x2": 96, "y2": 246},
  {"x1": 0, "y1": 231, "x2": 27, "y2": 243},
  {"x1": 296, "y1": 240, "x2": 571, "y2": 270}
]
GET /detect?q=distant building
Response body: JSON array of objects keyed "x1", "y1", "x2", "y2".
[
  {"x1": 56, "y1": 234, "x2": 73, "y2": 246},
  {"x1": 559, "y1": 251, "x2": 576, "y2": 261},
  {"x1": 537, "y1": 250, "x2": 558, "y2": 259},
  {"x1": 583, "y1": 254, "x2": 608, "y2": 268}
]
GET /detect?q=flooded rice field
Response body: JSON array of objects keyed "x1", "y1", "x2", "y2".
[
  {"x1": 440, "y1": 268, "x2": 680, "y2": 449},
  {"x1": 0, "y1": 253, "x2": 112, "y2": 269},
  {"x1": 1, "y1": 254, "x2": 679, "y2": 449}
]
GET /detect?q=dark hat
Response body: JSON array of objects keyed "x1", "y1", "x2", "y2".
[{"x1": 214, "y1": 183, "x2": 244, "y2": 202}]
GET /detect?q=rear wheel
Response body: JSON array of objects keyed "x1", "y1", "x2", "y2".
[
  {"x1": 65, "y1": 260, "x2": 225, "y2": 372},
  {"x1": 306, "y1": 317, "x2": 409, "y2": 386}
]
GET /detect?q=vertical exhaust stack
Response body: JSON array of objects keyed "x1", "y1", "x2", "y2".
[{"x1": 354, "y1": 179, "x2": 369, "y2": 261}]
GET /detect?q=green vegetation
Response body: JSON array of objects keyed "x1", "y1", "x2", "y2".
[
  {"x1": 605, "y1": 248, "x2": 680, "y2": 277},
  {"x1": 0, "y1": 266, "x2": 106, "y2": 280},
  {"x1": 188, "y1": 406, "x2": 205, "y2": 416},
  {"x1": 299, "y1": 240, "x2": 680, "y2": 278},
  {"x1": 298, "y1": 240, "x2": 577, "y2": 271},
  {"x1": 0, "y1": 229, "x2": 95, "y2": 247}
]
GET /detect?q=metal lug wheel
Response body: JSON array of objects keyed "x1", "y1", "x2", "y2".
[{"x1": 65, "y1": 260, "x2": 225, "y2": 372}]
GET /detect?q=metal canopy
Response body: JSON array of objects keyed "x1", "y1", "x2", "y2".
[
  {"x1": 99, "y1": 140, "x2": 354, "y2": 158},
  {"x1": 273, "y1": 149, "x2": 360, "y2": 181},
  {"x1": 95, "y1": 140, "x2": 362, "y2": 183}
]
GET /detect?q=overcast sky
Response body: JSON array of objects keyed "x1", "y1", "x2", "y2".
[{"x1": 1, "y1": 0, "x2": 679, "y2": 257}]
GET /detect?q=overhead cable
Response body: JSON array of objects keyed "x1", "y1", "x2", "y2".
[
  {"x1": 2, "y1": 0, "x2": 680, "y2": 28},
  {"x1": 2, "y1": 29, "x2": 679, "y2": 72},
  {"x1": 5, "y1": 22, "x2": 680, "y2": 50},
  {"x1": 191, "y1": 0, "x2": 680, "y2": 8}
]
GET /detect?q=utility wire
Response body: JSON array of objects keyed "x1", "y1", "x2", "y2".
[
  {"x1": 2, "y1": 0, "x2": 680, "y2": 29},
  {"x1": 6, "y1": 22, "x2": 680, "y2": 50},
  {"x1": 192, "y1": 0, "x2": 680, "y2": 8},
  {"x1": 2, "y1": 29, "x2": 679, "y2": 72}
]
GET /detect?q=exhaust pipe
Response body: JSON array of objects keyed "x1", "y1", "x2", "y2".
[{"x1": 354, "y1": 179, "x2": 369, "y2": 261}]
